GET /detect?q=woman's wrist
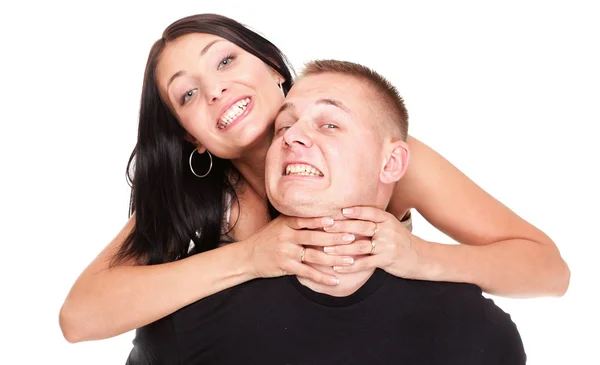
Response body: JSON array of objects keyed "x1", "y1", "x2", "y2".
[
  {"x1": 411, "y1": 236, "x2": 450, "y2": 282},
  {"x1": 228, "y1": 238, "x2": 259, "y2": 281}
]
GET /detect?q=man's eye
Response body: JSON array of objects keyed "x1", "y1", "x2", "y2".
[
  {"x1": 278, "y1": 126, "x2": 291, "y2": 133},
  {"x1": 322, "y1": 124, "x2": 338, "y2": 129}
]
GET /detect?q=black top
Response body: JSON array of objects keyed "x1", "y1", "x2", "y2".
[{"x1": 126, "y1": 269, "x2": 526, "y2": 364}]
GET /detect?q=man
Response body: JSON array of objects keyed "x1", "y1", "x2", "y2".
[{"x1": 127, "y1": 60, "x2": 526, "y2": 365}]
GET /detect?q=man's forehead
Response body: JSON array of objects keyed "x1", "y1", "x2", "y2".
[
  {"x1": 283, "y1": 78, "x2": 352, "y2": 113},
  {"x1": 285, "y1": 91, "x2": 344, "y2": 107},
  {"x1": 289, "y1": 74, "x2": 351, "y2": 96},
  {"x1": 289, "y1": 73, "x2": 371, "y2": 104}
]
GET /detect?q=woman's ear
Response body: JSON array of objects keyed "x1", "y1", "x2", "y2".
[
  {"x1": 380, "y1": 140, "x2": 410, "y2": 184},
  {"x1": 269, "y1": 67, "x2": 286, "y2": 85}
]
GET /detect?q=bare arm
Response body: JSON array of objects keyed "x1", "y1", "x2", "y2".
[
  {"x1": 388, "y1": 135, "x2": 570, "y2": 297},
  {"x1": 59, "y1": 214, "x2": 347, "y2": 343},
  {"x1": 59, "y1": 216, "x2": 256, "y2": 343}
]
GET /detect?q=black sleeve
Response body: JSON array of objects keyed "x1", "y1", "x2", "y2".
[{"x1": 479, "y1": 298, "x2": 527, "y2": 364}]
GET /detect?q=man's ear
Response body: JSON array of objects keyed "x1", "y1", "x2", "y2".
[
  {"x1": 380, "y1": 140, "x2": 410, "y2": 184},
  {"x1": 184, "y1": 134, "x2": 206, "y2": 153}
]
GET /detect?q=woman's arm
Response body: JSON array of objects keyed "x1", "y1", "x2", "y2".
[
  {"x1": 59, "y1": 215, "x2": 348, "y2": 343},
  {"x1": 388, "y1": 135, "x2": 570, "y2": 297},
  {"x1": 59, "y1": 216, "x2": 255, "y2": 343}
]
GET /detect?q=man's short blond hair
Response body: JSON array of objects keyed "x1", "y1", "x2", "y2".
[{"x1": 300, "y1": 59, "x2": 408, "y2": 141}]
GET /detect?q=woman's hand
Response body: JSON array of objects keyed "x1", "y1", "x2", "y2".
[
  {"x1": 246, "y1": 215, "x2": 356, "y2": 286},
  {"x1": 322, "y1": 206, "x2": 422, "y2": 279}
]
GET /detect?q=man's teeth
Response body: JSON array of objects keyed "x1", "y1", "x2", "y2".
[
  {"x1": 285, "y1": 164, "x2": 323, "y2": 176},
  {"x1": 218, "y1": 98, "x2": 250, "y2": 129}
]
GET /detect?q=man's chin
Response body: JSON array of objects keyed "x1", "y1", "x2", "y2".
[
  {"x1": 279, "y1": 207, "x2": 321, "y2": 218},
  {"x1": 272, "y1": 201, "x2": 335, "y2": 218}
]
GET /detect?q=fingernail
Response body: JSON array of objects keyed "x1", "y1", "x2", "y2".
[
  {"x1": 343, "y1": 257, "x2": 354, "y2": 265},
  {"x1": 322, "y1": 217, "x2": 334, "y2": 226},
  {"x1": 330, "y1": 277, "x2": 340, "y2": 285},
  {"x1": 342, "y1": 208, "x2": 353, "y2": 215},
  {"x1": 333, "y1": 266, "x2": 342, "y2": 272},
  {"x1": 343, "y1": 234, "x2": 355, "y2": 242},
  {"x1": 324, "y1": 247, "x2": 335, "y2": 253}
]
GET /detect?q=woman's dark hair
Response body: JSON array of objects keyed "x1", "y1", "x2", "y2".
[{"x1": 112, "y1": 14, "x2": 294, "y2": 266}]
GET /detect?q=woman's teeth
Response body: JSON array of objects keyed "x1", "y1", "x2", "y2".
[{"x1": 218, "y1": 98, "x2": 250, "y2": 129}]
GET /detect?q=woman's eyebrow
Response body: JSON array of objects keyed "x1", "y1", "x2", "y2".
[{"x1": 166, "y1": 40, "x2": 225, "y2": 90}]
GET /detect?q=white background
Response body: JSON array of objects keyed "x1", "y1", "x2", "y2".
[{"x1": 1, "y1": 1, "x2": 598, "y2": 364}]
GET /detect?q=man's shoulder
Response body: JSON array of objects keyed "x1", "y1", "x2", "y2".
[
  {"x1": 385, "y1": 275, "x2": 484, "y2": 300},
  {"x1": 383, "y1": 277, "x2": 525, "y2": 364}
]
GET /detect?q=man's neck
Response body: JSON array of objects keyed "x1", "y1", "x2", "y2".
[{"x1": 297, "y1": 260, "x2": 375, "y2": 297}]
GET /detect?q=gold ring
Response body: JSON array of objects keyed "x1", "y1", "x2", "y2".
[
  {"x1": 370, "y1": 240, "x2": 376, "y2": 255},
  {"x1": 300, "y1": 247, "x2": 306, "y2": 262},
  {"x1": 373, "y1": 223, "x2": 379, "y2": 237}
]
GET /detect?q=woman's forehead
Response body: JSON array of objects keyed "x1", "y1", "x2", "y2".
[{"x1": 156, "y1": 34, "x2": 233, "y2": 86}]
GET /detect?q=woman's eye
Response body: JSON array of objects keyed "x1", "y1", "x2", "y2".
[
  {"x1": 278, "y1": 126, "x2": 291, "y2": 133},
  {"x1": 322, "y1": 123, "x2": 338, "y2": 129},
  {"x1": 182, "y1": 89, "x2": 197, "y2": 104},
  {"x1": 218, "y1": 55, "x2": 235, "y2": 70}
]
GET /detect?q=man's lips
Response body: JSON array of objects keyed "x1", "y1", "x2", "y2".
[{"x1": 282, "y1": 162, "x2": 324, "y2": 177}]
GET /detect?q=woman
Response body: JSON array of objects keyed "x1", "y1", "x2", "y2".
[{"x1": 59, "y1": 13, "x2": 570, "y2": 343}]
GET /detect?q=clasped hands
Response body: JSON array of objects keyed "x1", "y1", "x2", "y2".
[{"x1": 247, "y1": 206, "x2": 422, "y2": 287}]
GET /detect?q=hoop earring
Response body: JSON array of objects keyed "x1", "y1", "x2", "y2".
[
  {"x1": 278, "y1": 81, "x2": 285, "y2": 97},
  {"x1": 189, "y1": 148, "x2": 213, "y2": 178}
]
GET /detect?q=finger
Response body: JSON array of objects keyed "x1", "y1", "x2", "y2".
[
  {"x1": 323, "y1": 240, "x2": 373, "y2": 256},
  {"x1": 341, "y1": 206, "x2": 389, "y2": 223},
  {"x1": 333, "y1": 255, "x2": 379, "y2": 274},
  {"x1": 303, "y1": 248, "x2": 354, "y2": 267},
  {"x1": 295, "y1": 229, "x2": 355, "y2": 246},
  {"x1": 323, "y1": 220, "x2": 378, "y2": 237},
  {"x1": 290, "y1": 261, "x2": 340, "y2": 286},
  {"x1": 286, "y1": 216, "x2": 334, "y2": 230}
]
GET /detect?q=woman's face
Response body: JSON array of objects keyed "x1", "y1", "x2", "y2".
[{"x1": 155, "y1": 33, "x2": 285, "y2": 159}]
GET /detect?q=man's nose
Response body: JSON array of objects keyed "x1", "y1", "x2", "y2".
[{"x1": 283, "y1": 122, "x2": 312, "y2": 149}]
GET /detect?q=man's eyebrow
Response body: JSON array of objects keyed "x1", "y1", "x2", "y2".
[
  {"x1": 166, "y1": 40, "x2": 224, "y2": 90},
  {"x1": 316, "y1": 98, "x2": 350, "y2": 113},
  {"x1": 277, "y1": 102, "x2": 295, "y2": 116},
  {"x1": 276, "y1": 98, "x2": 349, "y2": 119}
]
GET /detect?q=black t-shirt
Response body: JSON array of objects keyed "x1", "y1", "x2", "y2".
[{"x1": 126, "y1": 269, "x2": 526, "y2": 364}]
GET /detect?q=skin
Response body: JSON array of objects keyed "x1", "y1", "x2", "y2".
[
  {"x1": 266, "y1": 72, "x2": 409, "y2": 296},
  {"x1": 59, "y1": 32, "x2": 570, "y2": 343},
  {"x1": 157, "y1": 33, "x2": 284, "y2": 195},
  {"x1": 266, "y1": 75, "x2": 400, "y2": 218}
]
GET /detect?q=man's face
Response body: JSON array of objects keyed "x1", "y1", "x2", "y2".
[{"x1": 265, "y1": 73, "x2": 386, "y2": 217}]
